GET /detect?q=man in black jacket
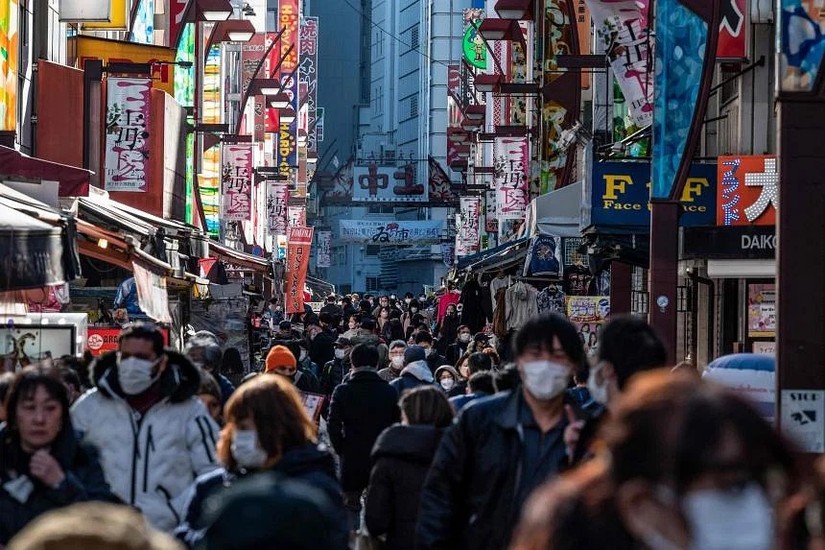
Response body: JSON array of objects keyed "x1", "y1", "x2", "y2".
[
  {"x1": 327, "y1": 344, "x2": 400, "y2": 537},
  {"x1": 415, "y1": 332, "x2": 447, "y2": 375},
  {"x1": 416, "y1": 313, "x2": 586, "y2": 549}
]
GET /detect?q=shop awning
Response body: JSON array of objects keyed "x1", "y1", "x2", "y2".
[
  {"x1": 0, "y1": 146, "x2": 91, "y2": 197},
  {"x1": 209, "y1": 240, "x2": 271, "y2": 273},
  {"x1": 524, "y1": 182, "x2": 583, "y2": 238},
  {"x1": 0, "y1": 204, "x2": 67, "y2": 290},
  {"x1": 457, "y1": 237, "x2": 530, "y2": 273}
]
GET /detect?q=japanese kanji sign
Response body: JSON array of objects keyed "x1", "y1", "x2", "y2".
[
  {"x1": 299, "y1": 17, "x2": 319, "y2": 152},
  {"x1": 105, "y1": 77, "x2": 151, "y2": 192},
  {"x1": 494, "y1": 136, "x2": 529, "y2": 220},
  {"x1": 717, "y1": 155, "x2": 778, "y2": 226},
  {"x1": 316, "y1": 230, "x2": 331, "y2": 268},
  {"x1": 456, "y1": 197, "x2": 481, "y2": 257},
  {"x1": 267, "y1": 181, "x2": 289, "y2": 233},
  {"x1": 220, "y1": 144, "x2": 253, "y2": 221},
  {"x1": 285, "y1": 226, "x2": 314, "y2": 314}
]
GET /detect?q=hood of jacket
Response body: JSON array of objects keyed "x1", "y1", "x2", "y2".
[
  {"x1": 273, "y1": 443, "x2": 337, "y2": 480},
  {"x1": 401, "y1": 360, "x2": 434, "y2": 383},
  {"x1": 91, "y1": 348, "x2": 201, "y2": 403},
  {"x1": 371, "y1": 424, "x2": 443, "y2": 465},
  {"x1": 434, "y1": 365, "x2": 460, "y2": 381}
]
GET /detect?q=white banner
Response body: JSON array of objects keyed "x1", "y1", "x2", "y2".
[
  {"x1": 220, "y1": 144, "x2": 253, "y2": 221},
  {"x1": 494, "y1": 136, "x2": 529, "y2": 220},
  {"x1": 339, "y1": 220, "x2": 443, "y2": 245},
  {"x1": 105, "y1": 78, "x2": 152, "y2": 192},
  {"x1": 316, "y1": 230, "x2": 332, "y2": 268},
  {"x1": 132, "y1": 262, "x2": 171, "y2": 323},
  {"x1": 352, "y1": 161, "x2": 429, "y2": 202},
  {"x1": 267, "y1": 182, "x2": 289, "y2": 233},
  {"x1": 456, "y1": 197, "x2": 481, "y2": 257}
]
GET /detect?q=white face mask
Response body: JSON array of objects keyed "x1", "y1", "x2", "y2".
[
  {"x1": 117, "y1": 355, "x2": 161, "y2": 395},
  {"x1": 520, "y1": 360, "x2": 570, "y2": 400},
  {"x1": 440, "y1": 378, "x2": 455, "y2": 391},
  {"x1": 410, "y1": 307, "x2": 418, "y2": 313},
  {"x1": 682, "y1": 483, "x2": 774, "y2": 550},
  {"x1": 458, "y1": 333, "x2": 472, "y2": 344},
  {"x1": 587, "y1": 363, "x2": 610, "y2": 405},
  {"x1": 390, "y1": 356, "x2": 404, "y2": 369},
  {"x1": 405, "y1": 298, "x2": 412, "y2": 305},
  {"x1": 335, "y1": 349, "x2": 346, "y2": 360},
  {"x1": 231, "y1": 429, "x2": 268, "y2": 469},
  {"x1": 424, "y1": 348, "x2": 433, "y2": 357}
]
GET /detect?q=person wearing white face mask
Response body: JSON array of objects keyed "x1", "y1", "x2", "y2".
[
  {"x1": 71, "y1": 323, "x2": 220, "y2": 532},
  {"x1": 174, "y1": 375, "x2": 348, "y2": 548},
  {"x1": 512, "y1": 371, "x2": 798, "y2": 550},
  {"x1": 378, "y1": 340, "x2": 407, "y2": 383},
  {"x1": 417, "y1": 313, "x2": 588, "y2": 550}
]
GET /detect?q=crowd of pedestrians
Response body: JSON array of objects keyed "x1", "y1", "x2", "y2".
[{"x1": 0, "y1": 290, "x2": 819, "y2": 549}]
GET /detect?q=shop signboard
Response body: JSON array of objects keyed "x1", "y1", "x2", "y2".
[
  {"x1": 339, "y1": 220, "x2": 443, "y2": 245},
  {"x1": 566, "y1": 296, "x2": 610, "y2": 356},
  {"x1": 220, "y1": 144, "x2": 253, "y2": 221},
  {"x1": 748, "y1": 283, "x2": 776, "y2": 338},
  {"x1": 87, "y1": 326, "x2": 169, "y2": 356},
  {"x1": 74, "y1": 0, "x2": 126, "y2": 28},
  {"x1": 1, "y1": 0, "x2": 18, "y2": 132},
  {"x1": 587, "y1": 161, "x2": 716, "y2": 228},
  {"x1": 352, "y1": 161, "x2": 428, "y2": 202},
  {"x1": 299, "y1": 17, "x2": 319, "y2": 152},
  {"x1": 717, "y1": 0, "x2": 748, "y2": 60},
  {"x1": 717, "y1": 155, "x2": 778, "y2": 226},
  {"x1": 287, "y1": 206, "x2": 306, "y2": 227},
  {"x1": 681, "y1": 226, "x2": 776, "y2": 260},
  {"x1": 105, "y1": 77, "x2": 152, "y2": 192},
  {"x1": 456, "y1": 197, "x2": 481, "y2": 257},
  {"x1": 275, "y1": 0, "x2": 300, "y2": 182},
  {"x1": 494, "y1": 137, "x2": 529, "y2": 220},
  {"x1": 267, "y1": 181, "x2": 289, "y2": 233},
  {"x1": 462, "y1": 9, "x2": 486, "y2": 70},
  {"x1": 285, "y1": 226, "x2": 314, "y2": 314},
  {"x1": 72, "y1": 36, "x2": 176, "y2": 95},
  {"x1": 316, "y1": 230, "x2": 332, "y2": 268}
]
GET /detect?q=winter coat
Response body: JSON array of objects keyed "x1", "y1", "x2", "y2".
[
  {"x1": 505, "y1": 281, "x2": 539, "y2": 331},
  {"x1": 434, "y1": 365, "x2": 464, "y2": 398},
  {"x1": 436, "y1": 315, "x2": 460, "y2": 354},
  {"x1": 309, "y1": 330, "x2": 336, "y2": 368},
  {"x1": 377, "y1": 366, "x2": 402, "y2": 383},
  {"x1": 214, "y1": 372, "x2": 235, "y2": 405},
  {"x1": 0, "y1": 426, "x2": 117, "y2": 544},
  {"x1": 459, "y1": 279, "x2": 487, "y2": 333},
  {"x1": 426, "y1": 351, "x2": 449, "y2": 375},
  {"x1": 71, "y1": 350, "x2": 220, "y2": 532},
  {"x1": 445, "y1": 342, "x2": 468, "y2": 368},
  {"x1": 327, "y1": 370, "x2": 400, "y2": 492},
  {"x1": 175, "y1": 443, "x2": 347, "y2": 549},
  {"x1": 416, "y1": 390, "x2": 573, "y2": 550},
  {"x1": 366, "y1": 425, "x2": 444, "y2": 550},
  {"x1": 390, "y1": 361, "x2": 436, "y2": 396}
]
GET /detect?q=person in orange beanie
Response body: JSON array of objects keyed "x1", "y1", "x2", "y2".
[{"x1": 264, "y1": 345, "x2": 318, "y2": 393}]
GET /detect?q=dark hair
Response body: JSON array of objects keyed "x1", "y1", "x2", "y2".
[
  {"x1": 494, "y1": 364, "x2": 521, "y2": 392},
  {"x1": 414, "y1": 331, "x2": 434, "y2": 345},
  {"x1": 198, "y1": 371, "x2": 222, "y2": 403},
  {"x1": 119, "y1": 323, "x2": 164, "y2": 356},
  {"x1": 408, "y1": 299, "x2": 421, "y2": 310},
  {"x1": 279, "y1": 320, "x2": 292, "y2": 330},
  {"x1": 359, "y1": 317, "x2": 376, "y2": 331},
  {"x1": 55, "y1": 355, "x2": 89, "y2": 391},
  {"x1": 5, "y1": 366, "x2": 72, "y2": 448},
  {"x1": 598, "y1": 316, "x2": 667, "y2": 389},
  {"x1": 467, "y1": 352, "x2": 493, "y2": 375},
  {"x1": 59, "y1": 367, "x2": 81, "y2": 394},
  {"x1": 221, "y1": 347, "x2": 245, "y2": 375},
  {"x1": 359, "y1": 300, "x2": 372, "y2": 312},
  {"x1": 468, "y1": 371, "x2": 495, "y2": 395},
  {"x1": 399, "y1": 386, "x2": 453, "y2": 428},
  {"x1": 0, "y1": 372, "x2": 15, "y2": 405},
  {"x1": 513, "y1": 313, "x2": 583, "y2": 366},
  {"x1": 350, "y1": 344, "x2": 379, "y2": 369}
]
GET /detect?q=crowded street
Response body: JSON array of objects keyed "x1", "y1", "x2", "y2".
[{"x1": 0, "y1": 0, "x2": 819, "y2": 548}]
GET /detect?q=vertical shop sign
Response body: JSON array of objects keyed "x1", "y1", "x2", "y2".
[
  {"x1": 485, "y1": 187, "x2": 498, "y2": 233},
  {"x1": 494, "y1": 137, "x2": 529, "y2": 220},
  {"x1": 717, "y1": 155, "x2": 778, "y2": 226},
  {"x1": 288, "y1": 206, "x2": 306, "y2": 227},
  {"x1": 778, "y1": 0, "x2": 825, "y2": 92},
  {"x1": 456, "y1": 197, "x2": 481, "y2": 257},
  {"x1": 316, "y1": 230, "x2": 332, "y2": 268},
  {"x1": 0, "y1": 0, "x2": 18, "y2": 132},
  {"x1": 220, "y1": 144, "x2": 253, "y2": 220},
  {"x1": 285, "y1": 226, "x2": 314, "y2": 314},
  {"x1": 276, "y1": 0, "x2": 300, "y2": 181},
  {"x1": 241, "y1": 33, "x2": 267, "y2": 136},
  {"x1": 267, "y1": 181, "x2": 289, "y2": 233},
  {"x1": 105, "y1": 77, "x2": 151, "y2": 192},
  {"x1": 300, "y1": 17, "x2": 319, "y2": 152},
  {"x1": 462, "y1": 9, "x2": 486, "y2": 70},
  {"x1": 717, "y1": 0, "x2": 748, "y2": 60}
]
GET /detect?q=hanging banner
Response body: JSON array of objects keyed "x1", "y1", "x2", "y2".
[
  {"x1": 276, "y1": 0, "x2": 300, "y2": 182},
  {"x1": 300, "y1": 17, "x2": 319, "y2": 152},
  {"x1": 523, "y1": 234, "x2": 562, "y2": 277},
  {"x1": 267, "y1": 181, "x2": 289, "y2": 233},
  {"x1": 441, "y1": 242, "x2": 456, "y2": 267},
  {"x1": 288, "y1": 206, "x2": 306, "y2": 227},
  {"x1": 220, "y1": 144, "x2": 253, "y2": 221},
  {"x1": 168, "y1": 0, "x2": 188, "y2": 47},
  {"x1": 462, "y1": 9, "x2": 486, "y2": 70},
  {"x1": 456, "y1": 197, "x2": 481, "y2": 257},
  {"x1": 485, "y1": 187, "x2": 498, "y2": 233},
  {"x1": 717, "y1": 0, "x2": 748, "y2": 60},
  {"x1": 585, "y1": 0, "x2": 653, "y2": 127},
  {"x1": 1, "y1": 0, "x2": 18, "y2": 132},
  {"x1": 717, "y1": 155, "x2": 778, "y2": 227},
  {"x1": 285, "y1": 226, "x2": 314, "y2": 314},
  {"x1": 241, "y1": 33, "x2": 267, "y2": 136},
  {"x1": 339, "y1": 220, "x2": 443, "y2": 245},
  {"x1": 105, "y1": 77, "x2": 152, "y2": 192},
  {"x1": 316, "y1": 230, "x2": 332, "y2": 268},
  {"x1": 494, "y1": 136, "x2": 529, "y2": 220},
  {"x1": 352, "y1": 160, "x2": 428, "y2": 202},
  {"x1": 132, "y1": 262, "x2": 171, "y2": 323},
  {"x1": 429, "y1": 156, "x2": 457, "y2": 203},
  {"x1": 778, "y1": 0, "x2": 825, "y2": 91}
]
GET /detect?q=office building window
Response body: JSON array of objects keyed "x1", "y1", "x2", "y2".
[
  {"x1": 410, "y1": 25, "x2": 419, "y2": 50},
  {"x1": 410, "y1": 94, "x2": 418, "y2": 118},
  {"x1": 366, "y1": 277, "x2": 380, "y2": 292}
]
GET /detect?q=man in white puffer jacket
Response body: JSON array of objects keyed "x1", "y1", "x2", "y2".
[{"x1": 71, "y1": 323, "x2": 220, "y2": 531}]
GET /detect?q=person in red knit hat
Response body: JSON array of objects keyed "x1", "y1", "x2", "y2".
[{"x1": 264, "y1": 345, "x2": 316, "y2": 393}]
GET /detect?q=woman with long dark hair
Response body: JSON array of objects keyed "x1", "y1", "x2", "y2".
[{"x1": 0, "y1": 366, "x2": 115, "y2": 544}]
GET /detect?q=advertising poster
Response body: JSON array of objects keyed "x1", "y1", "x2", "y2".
[
  {"x1": 316, "y1": 230, "x2": 332, "y2": 268},
  {"x1": 352, "y1": 160, "x2": 428, "y2": 202},
  {"x1": 220, "y1": 144, "x2": 253, "y2": 221},
  {"x1": 717, "y1": 155, "x2": 778, "y2": 226},
  {"x1": 748, "y1": 283, "x2": 776, "y2": 337},
  {"x1": 267, "y1": 181, "x2": 289, "y2": 233},
  {"x1": 566, "y1": 296, "x2": 610, "y2": 355},
  {"x1": 105, "y1": 78, "x2": 152, "y2": 192},
  {"x1": 456, "y1": 197, "x2": 481, "y2": 257},
  {"x1": 523, "y1": 234, "x2": 562, "y2": 278},
  {"x1": 1, "y1": 0, "x2": 18, "y2": 132},
  {"x1": 339, "y1": 220, "x2": 443, "y2": 245},
  {"x1": 285, "y1": 226, "x2": 314, "y2": 314},
  {"x1": 494, "y1": 137, "x2": 529, "y2": 220},
  {"x1": 0, "y1": 325, "x2": 73, "y2": 369},
  {"x1": 275, "y1": 0, "x2": 300, "y2": 182},
  {"x1": 299, "y1": 17, "x2": 319, "y2": 152},
  {"x1": 241, "y1": 33, "x2": 267, "y2": 136},
  {"x1": 781, "y1": 389, "x2": 825, "y2": 453}
]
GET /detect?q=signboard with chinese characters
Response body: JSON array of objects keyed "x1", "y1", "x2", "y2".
[
  {"x1": 299, "y1": 17, "x2": 319, "y2": 152},
  {"x1": 494, "y1": 137, "x2": 529, "y2": 220},
  {"x1": 285, "y1": 226, "x2": 313, "y2": 314},
  {"x1": 748, "y1": 283, "x2": 776, "y2": 338},
  {"x1": 105, "y1": 77, "x2": 151, "y2": 192},
  {"x1": 220, "y1": 144, "x2": 252, "y2": 221},
  {"x1": 267, "y1": 181, "x2": 289, "y2": 233},
  {"x1": 352, "y1": 161, "x2": 428, "y2": 202},
  {"x1": 456, "y1": 197, "x2": 481, "y2": 257},
  {"x1": 717, "y1": 0, "x2": 748, "y2": 60},
  {"x1": 316, "y1": 230, "x2": 332, "y2": 268},
  {"x1": 288, "y1": 206, "x2": 306, "y2": 227},
  {"x1": 275, "y1": 0, "x2": 300, "y2": 181},
  {"x1": 717, "y1": 155, "x2": 778, "y2": 226},
  {"x1": 339, "y1": 220, "x2": 443, "y2": 245},
  {"x1": 566, "y1": 295, "x2": 610, "y2": 356}
]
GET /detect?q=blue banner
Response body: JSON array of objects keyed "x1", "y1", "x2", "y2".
[{"x1": 589, "y1": 162, "x2": 716, "y2": 228}]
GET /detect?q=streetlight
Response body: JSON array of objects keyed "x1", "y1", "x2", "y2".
[
  {"x1": 195, "y1": 0, "x2": 233, "y2": 21},
  {"x1": 278, "y1": 108, "x2": 297, "y2": 124},
  {"x1": 268, "y1": 92, "x2": 291, "y2": 109}
]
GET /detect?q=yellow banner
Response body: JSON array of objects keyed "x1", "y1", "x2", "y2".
[
  {"x1": 0, "y1": 0, "x2": 19, "y2": 131},
  {"x1": 81, "y1": 0, "x2": 128, "y2": 29},
  {"x1": 70, "y1": 36, "x2": 176, "y2": 95}
]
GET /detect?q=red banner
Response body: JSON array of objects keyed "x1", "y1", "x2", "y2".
[
  {"x1": 87, "y1": 327, "x2": 169, "y2": 356},
  {"x1": 169, "y1": 0, "x2": 188, "y2": 48},
  {"x1": 717, "y1": 0, "x2": 748, "y2": 60},
  {"x1": 285, "y1": 226, "x2": 314, "y2": 314}
]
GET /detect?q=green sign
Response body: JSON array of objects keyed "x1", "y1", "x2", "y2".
[{"x1": 462, "y1": 22, "x2": 487, "y2": 70}]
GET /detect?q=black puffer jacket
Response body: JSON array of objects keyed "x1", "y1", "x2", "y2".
[
  {"x1": 366, "y1": 425, "x2": 444, "y2": 550},
  {"x1": 0, "y1": 425, "x2": 117, "y2": 544}
]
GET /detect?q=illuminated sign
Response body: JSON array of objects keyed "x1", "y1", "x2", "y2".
[{"x1": 716, "y1": 155, "x2": 777, "y2": 226}]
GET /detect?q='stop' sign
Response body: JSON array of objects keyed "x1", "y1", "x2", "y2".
[
  {"x1": 588, "y1": 162, "x2": 716, "y2": 229},
  {"x1": 717, "y1": 155, "x2": 778, "y2": 227}
]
